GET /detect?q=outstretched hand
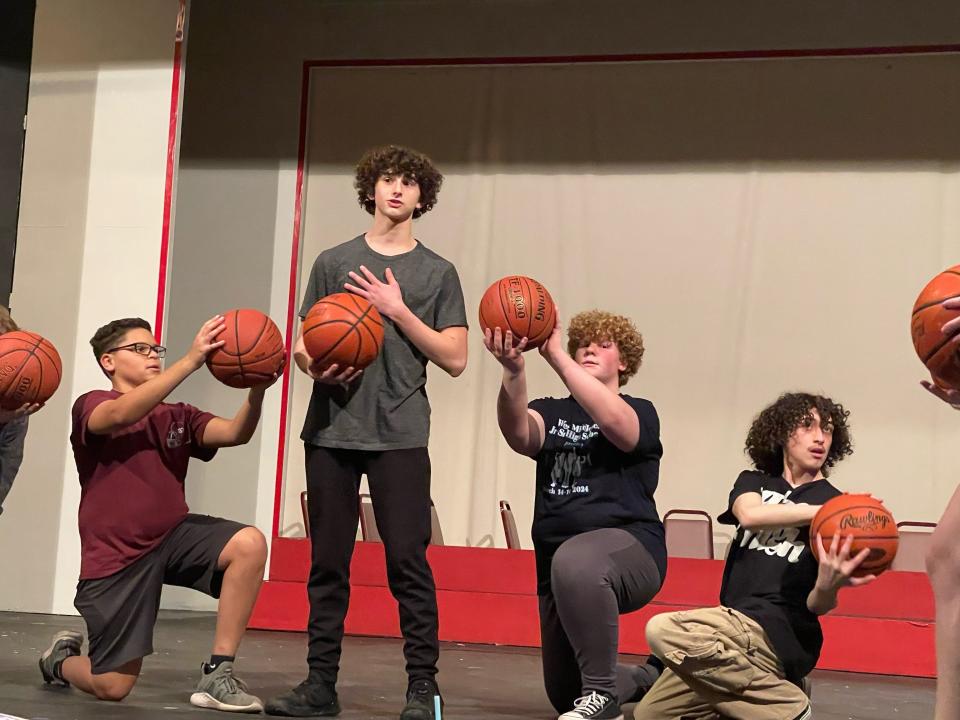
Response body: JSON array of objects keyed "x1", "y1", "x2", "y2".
[
  {"x1": 538, "y1": 308, "x2": 564, "y2": 365},
  {"x1": 188, "y1": 315, "x2": 227, "y2": 370},
  {"x1": 814, "y1": 532, "x2": 876, "y2": 593},
  {"x1": 920, "y1": 298, "x2": 960, "y2": 406},
  {"x1": 0, "y1": 402, "x2": 43, "y2": 424},
  {"x1": 483, "y1": 327, "x2": 527, "y2": 374}
]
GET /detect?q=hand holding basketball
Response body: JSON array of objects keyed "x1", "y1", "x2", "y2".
[
  {"x1": 0, "y1": 402, "x2": 43, "y2": 423},
  {"x1": 307, "y1": 361, "x2": 363, "y2": 386},
  {"x1": 188, "y1": 315, "x2": 227, "y2": 370},
  {"x1": 813, "y1": 531, "x2": 877, "y2": 592},
  {"x1": 538, "y1": 309, "x2": 564, "y2": 364},
  {"x1": 345, "y1": 266, "x2": 406, "y2": 319},
  {"x1": 483, "y1": 327, "x2": 528, "y2": 374}
]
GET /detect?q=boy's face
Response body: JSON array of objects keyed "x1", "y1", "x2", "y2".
[
  {"x1": 783, "y1": 408, "x2": 833, "y2": 475},
  {"x1": 99, "y1": 328, "x2": 163, "y2": 386},
  {"x1": 371, "y1": 171, "x2": 421, "y2": 222},
  {"x1": 573, "y1": 338, "x2": 625, "y2": 387}
]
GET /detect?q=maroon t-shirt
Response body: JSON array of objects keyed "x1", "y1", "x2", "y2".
[{"x1": 71, "y1": 389, "x2": 218, "y2": 579}]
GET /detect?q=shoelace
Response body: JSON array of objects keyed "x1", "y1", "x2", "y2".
[
  {"x1": 572, "y1": 691, "x2": 608, "y2": 715},
  {"x1": 213, "y1": 666, "x2": 249, "y2": 695}
]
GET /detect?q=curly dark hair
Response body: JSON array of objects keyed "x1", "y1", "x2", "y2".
[
  {"x1": 744, "y1": 392, "x2": 853, "y2": 477},
  {"x1": 90, "y1": 318, "x2": 152, "y2": 370},
  {"x1": 354, "y1": 145, "x2": 442, "y2": 219}
]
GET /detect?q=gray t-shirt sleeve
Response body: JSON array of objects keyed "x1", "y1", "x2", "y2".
[
  {"x1": 299, "y1": 254, "x2": 329, "y2": 319},
  {"x1": 0, "y1": 417, "x2": 28, "y2": 514},
  {"x1": 433, "y1": 264, "x2": 468, "y2": 330}
]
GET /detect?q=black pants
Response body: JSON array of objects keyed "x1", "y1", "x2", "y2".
[
  {"x1": 305, "y1": 445, "x2": 438, "y2": 687},
  {"x1": 540, "y1": 528, "x2": 662, "y2": 711}
]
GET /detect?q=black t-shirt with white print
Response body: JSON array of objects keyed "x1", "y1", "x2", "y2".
[
  {"x1": 528, "y1": 395, "x2": 667, "y2": 596},
  {"x1": 717, "y1": 470, "x2": 842, "y2": 684}
]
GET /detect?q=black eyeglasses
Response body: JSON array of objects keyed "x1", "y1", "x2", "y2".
[{"x1": 105, "y1": 342, "x2": 167, "y2": 359}]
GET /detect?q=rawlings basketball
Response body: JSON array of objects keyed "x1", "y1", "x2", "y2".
[
  {"x1": 206, "y1": 309, "x2": 285, "y2": 389},
  {"x1": 302, "y1": 293, "x2": 384, "y2": 371},
  {"x1": 911, "y1": 265, "x2": 960, "y2": 388},
  {"x1": 478, "y1": 276, "x2": 556, "y2": 350},
  {"x1": 0, "y1": 331, "x2": 62, "y2": 410},
  {"x1": 810, "y1": 494, "x2": 899, "y2": 577}
]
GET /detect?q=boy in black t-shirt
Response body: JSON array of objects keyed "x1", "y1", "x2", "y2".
[
  {"x1": 485, "y1": 309, "x2": 665, "y2": 720},
  {"x1": 634, "y1": 392, "x2": 875, "y2": 720}
]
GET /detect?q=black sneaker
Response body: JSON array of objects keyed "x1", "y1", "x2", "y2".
[
  {"x1": 558, "y1": 691, "x2": 623, "y2": 720},
  {"x1": 400, "y1": 679, "x2": 442, "y2": 720},
  {"x1": 263, "y1": 680, "x2": 340, "y2": 717},
  {"x1": 38, "y1": 630, "x2": 83, "y2": 687},
  {"x1": 623, "y1": 660, "x2": 662, "y2": 703}
]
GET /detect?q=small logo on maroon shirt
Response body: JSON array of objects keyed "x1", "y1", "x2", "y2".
[{"x1": 166, "y1": 422, "x2": 186, "y2": 448}]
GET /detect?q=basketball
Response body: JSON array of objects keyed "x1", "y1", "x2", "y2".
[
  {"x1": 810, "y1": 494, "x2": 899, "y2": 577},
  {"x1": 478, "y1": 276, "x2": 556, "y2": 350},
  {"x1": 0, "y1": 331, "x2": 63, "y2": 410},
  {"x1": 302, "y1": 292, "x2": 384, "y2": 371},
  {"x1": 911, "y1": 264, "x2": 960, "y2": 388},
  {"x1": 206, "y1": 308, "x2": 286, "y2": 389}
]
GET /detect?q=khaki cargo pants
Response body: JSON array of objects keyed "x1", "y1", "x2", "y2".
[{"x1": 634, "y1": 607, "x2": 812, "y2": 720}]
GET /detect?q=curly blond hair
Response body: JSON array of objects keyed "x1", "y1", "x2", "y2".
[
  {"x1": 566, "y1": 310, "x2": 644, "y2": 386},
  {"x1": 0, "y1": 305, "x2": 18, "y2": 334}
]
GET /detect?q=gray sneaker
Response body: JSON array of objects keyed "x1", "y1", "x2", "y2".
[
  {"x1": 39, "y1": 630, "x2": 83, "y2": 686},
  {"x1": 190, "y1": 661, "x2": 263, "y2": 713}
]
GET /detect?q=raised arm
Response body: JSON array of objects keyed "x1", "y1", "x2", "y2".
[
  {"x1": 732, "y1": 491, "x2": 819, "y2": 532},
  {"x1": 484, "y1": 328, "x2": 544, "y2": 457},
  {"x1": 538, "y1": 316, "x2": 639, "y2": 453},
  {"x1": 87, "y1": 316, "x2": 225, "y2": 435}
]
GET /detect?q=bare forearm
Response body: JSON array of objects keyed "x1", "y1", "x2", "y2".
[
  {"x1": 807, "y1": 585, "x2": 839, "y2": 615},
  {"x1": 497, "y1": 369, "x2": 531, "y2": 453},
  {"x1": 737, "y1": 503, "x2": 818, "y2": 531},
  {"x1": 221, "y1": 391, "x2": 264, "y2": 446},
  {"x1": 393, "y1": 309, "x2": 467, "y2": 376},
  {"x1": 546, "y1": 352, "x2": 638, "y2": 450},
  {"x1": 91, "y1": 357, "x2": 197, "y2": 433}
]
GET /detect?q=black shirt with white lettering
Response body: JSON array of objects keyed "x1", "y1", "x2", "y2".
[
  {"x1": 718, "y1": 470, "x2": 842, "y2": 683},
  {"x1": 528, "y1": 395, "x2": 666, "y2": 595}
]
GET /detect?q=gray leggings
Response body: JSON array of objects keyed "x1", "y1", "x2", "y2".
[{"x1": 540, "y1": 528, "x2": 663, "y2": 710}]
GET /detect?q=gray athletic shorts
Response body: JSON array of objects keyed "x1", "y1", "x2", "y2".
[{"x1": 74, "y1": 514, "x2": 247, "y2": 673}]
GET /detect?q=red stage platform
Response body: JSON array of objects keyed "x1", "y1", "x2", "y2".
[{"x1": 250, "y1": 539, "x2": 935, "y2": 678}]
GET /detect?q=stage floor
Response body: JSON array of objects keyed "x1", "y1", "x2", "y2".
[{"x1": 0, "y1": 611, "x2": 935, "y2": 719}]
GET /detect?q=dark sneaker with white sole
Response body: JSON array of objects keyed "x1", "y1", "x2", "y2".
[
  {"x1": 558, "y1": 691, "x2": 623, "y2": 720},
  {"x1": 400, "y1": 679, "x2": 443, "y2": 720}
]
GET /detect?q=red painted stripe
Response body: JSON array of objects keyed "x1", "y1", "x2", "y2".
[
  {"x1": 303, "y1": 44, "x2": 960, "y2": 70},
  {"x1": 272, "y1": 61, "x2": 313, "y2": 539},
  {"x1": 154, "y1": 0, "x2": 186, "y2": 342},
  {"x1": 273, "y1": 41, "x2": 960, "y2": 539}
]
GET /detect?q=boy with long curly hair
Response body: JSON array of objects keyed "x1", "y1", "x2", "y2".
[
  {"x1": 634, "y1": 392, "x2": 875, "y2": 720},
  {"x1": 267, "y1": 145, "x2": 467, "y2": 720},
  {"x1": 485, "y1": 308, "x2": 666, "y2": 720}
]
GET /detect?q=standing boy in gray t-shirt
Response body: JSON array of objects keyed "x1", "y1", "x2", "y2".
[{"x1": 266, "y1": 145, "x2": 468, "y2": 720}]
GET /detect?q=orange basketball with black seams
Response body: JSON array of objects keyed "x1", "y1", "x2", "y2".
[
  {"x1": 478, "y1": 275, "x2": 556, "y2": 350},
  {"x1": 206, "y1": 308, "x2": 286, "y2": 389},
  {"x1": 0, "y1": 331, "x2": 63, "y2": 410},
  {"x1": 810, "y1": 494, "x2": 899, "y2": 577},
  {"x1": 302, "y1": 292, "x2": 384, "y2": 371},
  {"x1": 911, "y1": 264, "x2": 960, "y2": 388}
]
